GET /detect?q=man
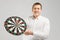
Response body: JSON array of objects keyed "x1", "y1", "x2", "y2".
[{"x1": 23, "y1": 2, "x2": 50, "y2": 40}]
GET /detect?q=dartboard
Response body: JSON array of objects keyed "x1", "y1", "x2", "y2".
[{"x1": 4, "y1": 16, "x2": 27, "y2": 35}]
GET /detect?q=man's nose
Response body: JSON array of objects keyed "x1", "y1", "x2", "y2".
[{"x1": 35, "y1": 9, "x2": 39, "y2": 11}]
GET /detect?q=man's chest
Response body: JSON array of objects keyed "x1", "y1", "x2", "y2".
[{"x1": 27, "y1": 19, "x2": 45, "y2": 31}]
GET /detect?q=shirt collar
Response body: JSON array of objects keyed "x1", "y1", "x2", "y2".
[{"x1": 32, "y1": 15, "x2": 41, "y2": 20}]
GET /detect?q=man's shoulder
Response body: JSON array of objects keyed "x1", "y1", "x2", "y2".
[{"x1": 41, "y1": 16, "x2": 50, "y2": 22}]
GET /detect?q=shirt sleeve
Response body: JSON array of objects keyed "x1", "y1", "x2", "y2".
[{"x1": 33, "y1": 19, "x2": 50, "y2": 39}]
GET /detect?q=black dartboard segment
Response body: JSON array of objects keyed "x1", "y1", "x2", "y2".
[{"x1": 4, "y1": 16, "x2": 27, "y2": 35}]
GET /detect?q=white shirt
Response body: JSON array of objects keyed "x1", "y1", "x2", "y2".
[{"x1": 22, "y1": 15, "x2": 50, "y2": 40}]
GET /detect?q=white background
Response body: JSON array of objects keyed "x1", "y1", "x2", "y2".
[{"x1": 0, "y1": 0, "x2": 60, "y2": 40}]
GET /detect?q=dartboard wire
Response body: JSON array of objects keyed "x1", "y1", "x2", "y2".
[
  {"x1": 6, "y1": 22, "x2": 14, "y2": 25},
  {"x1": 11, "y1": 17, "x2": 16, "y2": 24},
  {"x1": 20, "y1": 22, "x2": 26, "y2": 29},
  {"x1": 11, "y1": 27, "x2": 16, "y2": 33},
  {"x1": 9, "y1": 26, "x2": 15, "y2": 32},
  {"x1": 20, "y1": 26, "x2": 26, "y2": 28},
  {"x1": 6, "y1": 24, "x2": 14, "y2": 27},
  {"x1": 18, "y1": 23, "x2": 25, "y2": 29},
  {"x1": 20, "y1": 20, "x2": 25, "y2": 25},
  {"x1": 14, "y1": 27, "x2": 17, "y2": 33},
  {"x1": 19, "y1": 27, "x2": 24, "y2": 33},
  {"x1": 20, "y1": 21, "x2": 25, "y2": 24},
  {"x1": 20, "y1": 27, "x2": 25, "y2": 31},
  {"x1": 14, "y1": 16, "x2": 17, "y2": 24},
  {"x1": 5, "y1": 17, "x2": 13, "y2": 25},
  {"x1": 17, "y1": 28, "x2": 20, "y2": 34},
  {"x1": 16, "y1": 17, "x2": 21, "y2": 23},
  {"x1": 19, "y1": 20, "x2": 25, "y2": 26},
  {"x1": 4, "y1": 21, "x2": 14, "y2": 28},
  {"x1": 9, "y1": 17, "x2": 15, "y2": 24},
  {"x1": 7, "y1": 26, "x2": 15, "y2": 34},
  {"x1": 7, "y1": 20, "x2": 14, "y2": 24},
  {"x1": 18, "y1": 20, "x2": 23, "y2": 24},
  {"x1": 18, "y1": 27, "x2": 21, "y2": 33},
  {"x1": 6, "y1": 26, "x2": 14, "y2": 30},
  {"x1": 21, "y1": 24, "x2": 25, "y2": 27}
]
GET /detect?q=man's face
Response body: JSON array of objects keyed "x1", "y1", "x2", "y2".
[{"x1": 32, "y1": 5, "x2": 42, "y2": 17}]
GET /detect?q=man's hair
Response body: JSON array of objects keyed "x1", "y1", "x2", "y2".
[{"x1": 32, "y1": 2, "x2": 42, "y2": 9}]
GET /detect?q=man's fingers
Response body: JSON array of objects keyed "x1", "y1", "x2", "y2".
[{"x1": 24, "y1": 30, "x2": 33, "y2": 35}]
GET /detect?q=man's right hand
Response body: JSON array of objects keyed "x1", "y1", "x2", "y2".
[{"x1": 24, "y1": 30, "x2": 33, "y2": 35}]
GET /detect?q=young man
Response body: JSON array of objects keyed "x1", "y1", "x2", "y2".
[{"x1": 23, "y1": 2, "x2": 50, "y2": 40}]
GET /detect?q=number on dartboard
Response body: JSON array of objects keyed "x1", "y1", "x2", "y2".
[{"x1": 4, "y1": 16, "x2": 27, "y2": 35}]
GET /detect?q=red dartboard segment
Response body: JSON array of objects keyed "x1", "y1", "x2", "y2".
[
  {"x1": 20, "y1": 26, "x2": 27, "y2": 28},
  {"x1": 20, "y1": 22, "x2": 25, "y2": 24},
  {"x1": 4, "y1": 16, "x2": 27, "y2": 35}
]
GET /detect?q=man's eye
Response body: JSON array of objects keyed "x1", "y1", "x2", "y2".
[
  {"x1": 38, "y1": 8, "x2": 40, "y2": 10},
  {"x1": 34, "y1": 8, "x2": 36, "y2": 9}
]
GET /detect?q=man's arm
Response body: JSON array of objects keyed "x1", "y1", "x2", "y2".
[
  {"x1": 24, "y1": 19, "x2": 50, "y2": 39},
  {"x1": 33, "y1": 19, "x2": 50, "y2": 39}
]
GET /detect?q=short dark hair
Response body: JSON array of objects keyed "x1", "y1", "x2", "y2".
[{"x1": 32, "y1": 2, "x2": 42, "y2": 9}]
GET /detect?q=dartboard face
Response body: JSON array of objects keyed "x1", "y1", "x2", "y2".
[{"x1": 4, "y1": 16, "x2": 27, "y2": 35}]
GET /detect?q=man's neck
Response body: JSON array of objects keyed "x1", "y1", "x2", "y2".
[{"x1": 33, "y1": 15, "x2": 40, "y2": 19}]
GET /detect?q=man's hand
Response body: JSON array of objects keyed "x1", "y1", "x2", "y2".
[{"x1": 24, "y1": 30, "x2": 33, "y2": 35}]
